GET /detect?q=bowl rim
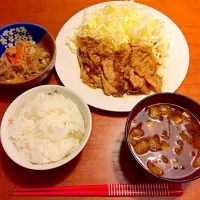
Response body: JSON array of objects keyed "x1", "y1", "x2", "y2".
[
  {"x1": 125, "y1": 92, "x2": 200, "y2": 183},
  {"x1": 0, "y1": 22, "x2": 48, "y2": 33},
  {"x1": 0, "y1": 85, "x2": 92, "y2": 170},
  {"x1": 0, "y1": 22, "x2": 56, "y2": 85}
]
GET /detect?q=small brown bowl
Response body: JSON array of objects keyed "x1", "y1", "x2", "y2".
[
  {"x1": 0, "y1": 22, "x2": 56, "y2": 88},
  {"x1": 125, "y1": 92, "x2": 200, "y2": 183}
]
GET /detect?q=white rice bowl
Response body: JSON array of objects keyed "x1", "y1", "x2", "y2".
[{"x1": 1, "y1": 85, "x2": 92, "y2": 170}]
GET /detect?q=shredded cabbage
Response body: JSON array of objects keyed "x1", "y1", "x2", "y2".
[{"x1": 66, "y1": 1, "x2": 169, "y2": 64}]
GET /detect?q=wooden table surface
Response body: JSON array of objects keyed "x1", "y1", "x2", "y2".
[{"x1": 0, "y1": 0, "x2": 200, "y2": 199}]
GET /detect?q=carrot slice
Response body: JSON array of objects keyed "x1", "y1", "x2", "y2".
[
  {"x1": 15, "y1": 46, "x2": 23, "y2": 64},
  {"x1": 7, "y1": 55, "x2": 15, "y2": 64}
]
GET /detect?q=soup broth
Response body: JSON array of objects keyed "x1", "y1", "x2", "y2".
[{"x1": 128, "y1": 104, "x2": 200, "y2": 179}]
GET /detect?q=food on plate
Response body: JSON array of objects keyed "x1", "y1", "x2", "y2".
[
  {"x1": 77, "y1": 37, "x2": 162, "y2": 97},
  {"x1": 66, "y1": 1, "x2": 169, "y2": 97},
  {"x1": 8, "y1": 91, "x2": 85, "y2": 164},
  {"x1": 128, "y1": 103, "x2": 200, "y2": 178},
  {"x1": 147, "y1": 160, "x2": 164, "y2": 176},
  {"x1": 161, "y1": 155, "x2": 169, "y2": 164},
  {"x1": 134, "y1": 138, "x2": 149, "y2": 155},
  {"x1": 192, "y1": 150, "x2": 200, "y2": 168},
  {"x1": 129, "y1": 123, "x2": 144, "y2": 138},
  {"x1": 0, "y1": 40, "x2": 51, "y2": 83}
]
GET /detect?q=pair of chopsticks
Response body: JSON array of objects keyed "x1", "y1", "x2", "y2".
[{"x1": 14, "y1": 183, "x2": 183, "y2": 196}]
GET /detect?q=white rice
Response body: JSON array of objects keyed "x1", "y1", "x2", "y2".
[{"x1": 8, "y1": 91, "x2": 85, "y2": 165}]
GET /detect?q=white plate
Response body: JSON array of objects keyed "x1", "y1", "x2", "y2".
[{"x1": 55, "y1": 1, "x2": 189, "y2": 112}]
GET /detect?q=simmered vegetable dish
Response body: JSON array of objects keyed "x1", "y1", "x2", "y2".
[
  {"x1": 128, "y1": 104, "x2": 200, "y2": 178},
  {"x1": 0, "y1": 40, "x2": 51, "y2": 83}
]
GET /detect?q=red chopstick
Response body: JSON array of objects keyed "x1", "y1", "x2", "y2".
[
  {"x1": 14, "y1": 183, "x2": 183, "y2": 197},
  {"x1": 14, "y1": 189, "x2": 183, "y2": 196},
  {"x1": 15, "y1": 183, "x2": 181, "y2": 192}
]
